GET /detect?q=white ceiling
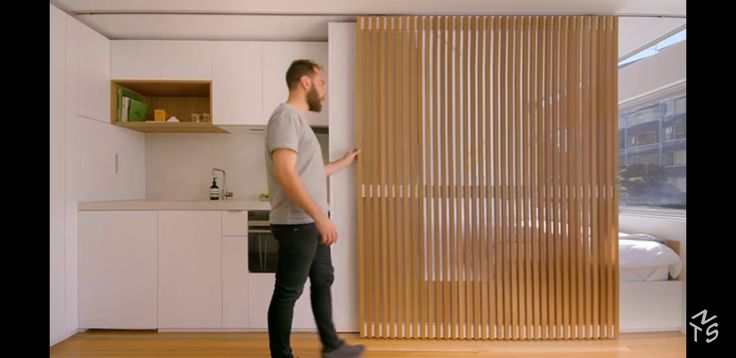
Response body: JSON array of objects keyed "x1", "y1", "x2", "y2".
[{"x1": 51, "y1": 0, "x2": 685, "y2": 57}]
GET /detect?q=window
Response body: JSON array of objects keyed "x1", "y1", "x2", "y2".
[
  {"x1": 627, "y1": 106, "x2": 660, "y2": 127},
  {"x1": 629, "y1": 153, "x2": 660, "y2": 165},
  {"x1": 664, "y1": 123, "x2": 686, "y2": 141},
  {"x1": 664, "y1": 150, "x2": 686, "y2": 167},
  {"x1": 629, "y1": 131, "x2": 658, "y2": 147},
  {"x1": 619, "y1": 90, "x2": 686, "y2": 209}
]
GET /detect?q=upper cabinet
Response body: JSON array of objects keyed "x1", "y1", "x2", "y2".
[
  {"x1": 75, "y1": 20, "x2": 110, "y2": 123},
  {"x1": 111, "y1": 41, "x2": 212, "y2": 80},
  {"x1": 110, "y1": 40, "x2": 328, "y2": 127},
  {"x1": 160, "y1": 41, "x2": 213, "y2": 80},
  {"x1": 262, "y1": 42, "x2": 329, "y2": 127},
  {"x1": 212, "y1": 42, "x2": 263, "y2": 125},
  {"x1": 111, "y1": 41, "x2": 162, "y2": 80}
]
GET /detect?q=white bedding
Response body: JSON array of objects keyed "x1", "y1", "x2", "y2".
[{"x1": 619, "y1": 233, "x2": 681, "y2": 281}]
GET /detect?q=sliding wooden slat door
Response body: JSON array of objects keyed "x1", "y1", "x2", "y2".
[{"x1": 356, "y1": 15, "x2": 618, "y2": 340}]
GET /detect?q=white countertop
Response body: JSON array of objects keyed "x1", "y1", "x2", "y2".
[{"x1": 79, "y1": 200, "x2": 271, "y2": 211}]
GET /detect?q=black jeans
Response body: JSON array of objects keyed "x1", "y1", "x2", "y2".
[{"x1": 268, "y1": 223, "x2": 343, "y2": 358}]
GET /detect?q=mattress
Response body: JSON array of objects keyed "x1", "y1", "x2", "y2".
[{"x1": 619, "y1": 233, "x2": 681, "y2": 282}]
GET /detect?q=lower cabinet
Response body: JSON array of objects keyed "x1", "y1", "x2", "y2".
[
  {"x1": 158, "y1": 211, "x2": 223, "y2": 328},
  {"x1": 79, "y1": 209, "x2": 316, "y2": 330},
  {"x1": 78, "y1": 211, "x2": 158, "y2": 329}
]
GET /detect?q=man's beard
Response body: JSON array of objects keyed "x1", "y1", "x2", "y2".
[{"x1": 306, "y1": 86, "x2": 322, "y2": 112}]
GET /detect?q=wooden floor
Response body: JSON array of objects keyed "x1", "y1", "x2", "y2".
[{"x1": 51, "y1": 330, "x2": 685, "y2": 358}]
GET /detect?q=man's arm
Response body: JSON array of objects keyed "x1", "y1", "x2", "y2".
[
  {"x1": 325, "y1": 148, "x2": 360, "y2": 176},
  {"x1": 272, "y1": 148, "x2": 338, "y2": 245}
]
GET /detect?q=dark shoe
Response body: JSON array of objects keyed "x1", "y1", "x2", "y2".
[{"x1": 322, "y1": 343, "x2": 365, "y2": 358}]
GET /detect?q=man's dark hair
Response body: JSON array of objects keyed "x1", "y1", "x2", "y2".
[{"x1": 285, "y1": 59, "x2": 322, "y2": 90}]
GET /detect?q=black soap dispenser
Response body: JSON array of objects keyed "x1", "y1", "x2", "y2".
[{"x1": 209, "y1": 178, "x2": 220, "y2": 200}]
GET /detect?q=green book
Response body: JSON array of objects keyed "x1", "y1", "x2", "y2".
[
  {"x1": 128, "y1": 98, "x2": 149, "y2": 122},
  {"x1": 116, "y1": 87, "x2": 143, "y2": 121}
]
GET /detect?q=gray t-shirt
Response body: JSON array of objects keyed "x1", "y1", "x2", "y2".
[{"x1": 265, "y1": 103, "x2": 328, "y2": 224}]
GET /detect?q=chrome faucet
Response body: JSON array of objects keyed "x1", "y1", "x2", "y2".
[{"x1": 211, "y1": 168, "x2": 233, "y2": 200}]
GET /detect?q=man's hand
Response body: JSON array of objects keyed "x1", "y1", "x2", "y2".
[
  {"x1": 316, "y1": 217, "x2": 339, "y2": 245},
  {"x1": 342, "y1": 148, "x2": 360, "y2": 165},
  {"x1": 326, "y1": 148, "x2": 361, "y2": 176}
]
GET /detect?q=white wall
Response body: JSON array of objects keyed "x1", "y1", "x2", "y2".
[
  {"x1": 51, "y1": 4, "x2": 146, "y2": 346},
  {"x1": 145, "y1": 127, "x2": 328, "y2": 201},
  {"x1": 50, "y1": 3, "x2": 68, "y2": 345},
  {"x1": 328, "y1": 22, "x2": 359, "y2": 332},
  {"x1": 144, "y1": 127, "x2": 269, "y2": 201}
]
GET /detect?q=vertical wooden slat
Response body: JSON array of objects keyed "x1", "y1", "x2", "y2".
[
  {"x1": 494, "y1": 16, "x2": 503, "y2": 339},
  {"x1": 356, "y1": 16, "x2": 366, "y2": 338},
  {"x1": 499, "y1": 16, "x2": 510, "y2": 339},
  {"x1": 451, "y1": 15, "x2": 460, "y2": 339},
  {"x1": 590, "y1": 16, "x2": 600, "y2": 339},
  {"x1": 597, "y1": 16, "x2": 607, "y2": 339},
  {"x1": 402, "y1": 15, "x2": 411, "y2": 338},
  {"x1": 427, "y1": 15, "x2": 435, "y2": 339},
  {"x1": 511, "y1": 15, "x2": 521, "y2": 340},
  {"x1": 408, "y1": 15, "x2": 418, "y2": 339},
  {"x1": 523, "y1": 15, "x2": 534, "y2": 340},
  {"x1": 524, "y1": 16, "x2": 535, "y2": 340},
  {"x1": 461, "y1": 15, "x2": 471, "y2": 339},
  {"x1": 537, "y1": 15, "x2": 548, "y2": 340},
  {"x1": 371, "y1": 17, "x2": 380, "y2": 337},
  {"x1": 364, "y1": 17, "x2": 371, "y2": 337},
  {"x1": 426, "y1": 15, "x2": 437, "y2": 339},
  {"x1": 395, "y1": 16, "x2": 403, "y2": 337},
  {"x1": 397, "y1": 16, "x2": 414, "y2": 338},
  {"x1": 438, "y1": 16, "x2": 448, "y2": 339},
  {"x1": 378, "y1": 16, "x2": 389, "y2": 337},
  {"x1": 365, "y1": 17, "x2": 380, "y2": 337},
  {"x1": 529, "y1": 15, "x2": 540, "y2": 340},
  {"x1": 483, "y1": 16, "x2": 494, "y2": 340},
  {"x1": 610, "y1": 16, "x2": 620, "y2": 339},
  {"x1": 581, "y1": 16, "x2": 592, "y2": 339},
  {"x1": 569, "y1": 16, "x2": 583, "y2": 338},
  {"x1": 551, "y1": 15, "x2": 562, "y2": 340},
  {"x1": 600, "y1": 16, "x2": 609, "y2": 339},
  {"x1": 470, "y1": 15, "x2": 483, "y2": 340},
  {"x1": 600, "y1": 18, "x2": 612, "y2": 337},
  {"x1": 386, "y1": 16, "x2": 397, "y2": 338},
  {"x1": 557, "y1": 16, "x2": 570, "y2": 339},
  {"x1": 568, "y1": 15, "x2": 578, "y2": 339}
]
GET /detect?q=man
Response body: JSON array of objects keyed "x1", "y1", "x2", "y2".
[{"x1": 265, "y1": 59, "x2": 365, "y2": 358}]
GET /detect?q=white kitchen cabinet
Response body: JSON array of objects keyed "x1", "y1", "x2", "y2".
[
  {"x1": 222, "y1": 210, "x2": 248, "y2": 327},
  {"x1": 160, "y1": 41, "x2": 213, "y2": 80},
  {"x1": 78, "y1": 211, "x2": 158, "y2": 329},
  {"x1": 158, "y1": 211, "x2": 222, "y2": 328},
  {"x1": 212, "y1": 42, "x2": 262, "y2": 125},
  {"x1": 111, "y1": 41, "x2": 212, "y2": 80},
  {"x1": 222, "y1": 236, "x2": 248, "y2": 327},
  {"x1": 111, "y1": 41, "x2": 163, "y2": 80},
  {"x1": 75, "y1": 20, "x2": 110, "y2": 123},
  {"x1": 261, "y1": 42, "x2": 329, "y2": 127}
]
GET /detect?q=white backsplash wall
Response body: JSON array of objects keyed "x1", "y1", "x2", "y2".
[{"x1": 146, "y1": 126, "x2": 329, "y2": 201}]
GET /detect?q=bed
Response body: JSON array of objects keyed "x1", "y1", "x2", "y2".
[
  {"x1": 618, "y1": 232, "x2": 684, "y2": 332},
  {"x1": 618, "y1": 232, "x2": 682, "y2": 282}
]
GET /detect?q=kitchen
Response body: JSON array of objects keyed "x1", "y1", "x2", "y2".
[{"x1": 50, "y1": 1, "x2": 359, "y2": 346}]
